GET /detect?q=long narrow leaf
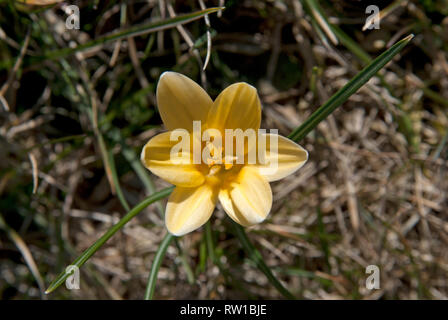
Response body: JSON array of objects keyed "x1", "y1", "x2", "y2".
[
  {"x1": 288, "y1": 34, "x2": 414, "y2": 142},
  {"x1": 232, "y1": 223, "x2": 296, "y2": 299},
  {"x1": 144, "y1": 233, "x2": 174, "y2": 300},
  {"x1": 43, "y1": 7, "x2": 224, "y2": 61},
  {"x1": 303, "y1": 0, "x2": 338, "y2": 45},
  {"x1": 45, "y1": 186, "x2": 174, "y2": 294},
  {"x1": 107, "y1": 148, "x2": 130, "y2": 211}
]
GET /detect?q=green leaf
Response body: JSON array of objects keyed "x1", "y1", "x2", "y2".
[
  {"x1": 232, "y1": 222, "x2": 296, "y2": 299},
  {"x1": 43, "y1": 7, "x2": 224, "y2": 61},
  {"x1": 0, "y1": 7, "x2": 224, "y2": 70},
  {"x1": 45, "y1": 186, "x2": 174, "y2": 294},
  {"x1": 107, "y1": 147, "x2": 130, "y2": 211},
  {"x1": 288, "y1": 34, "x2": 414, "y2": 142},
  {"x1": 144, "y1": 233, "x2": 175, "y2": 300},
  {"x1": 203, "y1": 221, "x2": 256, "y2": 298},
  {"x1": 303, "y1": 0, "x2": 338, "y2": 45},
  {"x1": 303, "y1": 0, "x2": 371, "y2": 63}
]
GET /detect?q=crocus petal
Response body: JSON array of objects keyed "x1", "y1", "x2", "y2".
[
  {"x1": 207, "y1": 83, "x2": 261, "y2": 133},
  {"x1": 251, "y1": 133, "x2": 308, "y2": 182},
  {"x1": 219, "y1": 189, "x2": 251, "y2": 226},
  {"x1": 166, "y1": 184, "x2": 217, "y2": 236},
  {"x1": 157, "y1": 72, "x2": 213, "y2": 132},
  {"x1": 141, "y1": 131, "x2": 205, "y2": 187},
  {"x1": 219, "y1": 166, "x2": 272, "y2": 226}
]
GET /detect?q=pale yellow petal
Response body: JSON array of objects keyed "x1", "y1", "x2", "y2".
[
  {"x1": 252, "y1": 133, "x2": 308, "y2": 182},
  {"x1": 157, "y1": 72, "x2": 213, "y2": 131},
  {"x1": 219, "y1": 189, "x2": 251, "y2": 227},
  {"x1": 219, "y1": 166, "x2": 272, "y2": 226},
  {"x1": 141, "y1": 131, "x2": 204, "y2": 187},
  {"x1": 166, "y1": 184, "x2": 217, "y2": 236},
  {"x1": 207, "y1": 83, "x2": 261, "y2": 132}
]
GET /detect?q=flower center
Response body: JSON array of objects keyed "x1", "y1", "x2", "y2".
[{"x1": 205, "y1": 144, "x2": 238, "y2": 177}]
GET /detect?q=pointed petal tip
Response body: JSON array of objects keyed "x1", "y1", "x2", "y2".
[
  {"x1": 230, "y1": 81, "x2": 257, "y2": 91},
  {"x1": 156, "y1": 71, "x2": 212, "y2": 131},
  {"x1": 166, "y1": 220, "x2": 204, "y2": 237},
  {"x1": 159, "y1": 71, "x2": 176, "y2": 80},
  {"x1": 166, "y1": 228, "x2": 184, "y2": 237}
]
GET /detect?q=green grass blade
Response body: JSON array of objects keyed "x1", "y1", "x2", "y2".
[
  {"x1": 107, "y1": 148, "x2": 131, "y2": 211},
  {"x1": 288, "y1": 34, "x2": 414, "y2": 142},
  {"x1": 0, "y1": 8, "x2": 224, "y2": 71},
  {"x1": 174, "y1": 240, "x2": 195, "y2": 285},
  {"x1": 304, "y1": 0, "x2": 372, "y2": 63},
  {"x1": 205, "y1": 221, "x2": 218, "y2": 263},
  {"x1": 432, "y1": 129, "x2": 448, "y2": 160},
  {"x1": 45, "y1": 186, "x2": 174, "y2": 294},
  {"x1": 204, "y1": 221, "x2": 256, "y2": 298},
  {"x1": 144, "y1": 233, "x2": 175, "y2": 300},
  {"x1": 43, "y1": 7, "x2": 224, "y2": 61},
  {"x1": 303, "y1": 0, "x2": 338, "y2": 45},
  {"x1": 232, "y1": 222, "x2": 296, "y2": 299}
]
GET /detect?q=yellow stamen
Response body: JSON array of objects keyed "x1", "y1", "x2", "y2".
[
  {"x1": 208, "y1": 165, "x2": 221, "y2": 176},
  {"x1": 223, "y1": 155, "x2": 237, "y2": 170},
  {"x1": 207, "y1": 158, "x2": 216, "y2": 166}
]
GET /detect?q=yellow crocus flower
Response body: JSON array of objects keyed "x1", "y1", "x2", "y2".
[{"x1": 141, "y1": 72, "x2": 308, "y2": 236}]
